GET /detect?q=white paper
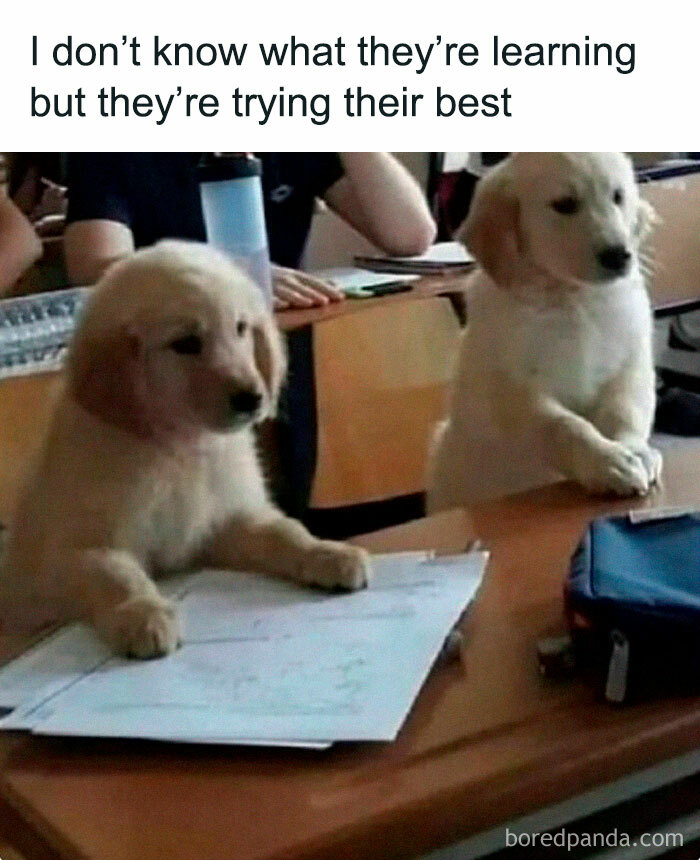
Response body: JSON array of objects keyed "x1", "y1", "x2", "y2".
[
  {"x1": 0, "y1": 625, "x2": 111, "y2": 709},
  {"x1": 312, "y1": 267, "x2": 418, "y2": 291},
  {"x1": 397, "y1": 241, "x2": 475, "y2": 264},
  {"x1": 358, "y1": 241, "x2": 474, "y2": 266},
  {"x1": 1, "y1": 552, "x2": 486, "y2": 745},
  {"x1": 0, "y1": 570, "x2": 194, "y2": 710},
  {"x1": 628, "y1": 505, "x2": 700, "y2": 524}
]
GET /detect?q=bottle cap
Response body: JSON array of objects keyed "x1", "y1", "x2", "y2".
[{"x1": 198, "y1": 153, "x2": 262, "y2": 182}]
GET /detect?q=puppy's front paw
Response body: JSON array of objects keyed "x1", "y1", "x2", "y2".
[
  {"x1": 625, "y1": 442, "x2": 663, "y2": 488},
  {"x1": 302, "y1": 543, "x2": 370, "y2": 591},
  {"x1": 575, "y1": 440, "x2": 653, "y2": 497},
  {"x1": 98, "y1": 596, "x2": 181, "y2": 659}
]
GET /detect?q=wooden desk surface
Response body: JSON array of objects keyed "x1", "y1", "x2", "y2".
[
  {"x1": 275, "y1": 273, "x2": 467, "y2": 331},
  {"x1": 3, "y1": 448, "x2": 700, "y2": 860},
  {"x1": 0, "y1": 373, "x2": 63, "y2": 524},
  {"x1": 640, "y1": 171, "x2": 700, "y2": 314}
]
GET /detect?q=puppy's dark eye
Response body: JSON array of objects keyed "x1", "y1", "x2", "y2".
[
  {"x1": 169, "y1": 334, "x2": 203, "y2": 355},
  {"x1": 613, "y1": 188, "x2": 624, "y2": 206},
  {"x1": 236, "y1": 320, "x2": 248, "y2": 337},
  {"x1": 551, "y1": 196, "x2": 579, "y2": 215}
]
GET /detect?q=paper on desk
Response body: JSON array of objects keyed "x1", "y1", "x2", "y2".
[
  {"x1": 1, "y1": 552, "x2": 485, "y2": 745},
  {"x1": 0, "y1": 568, "x2": 261, "y2": 731},
  {"x1": 628, "y1": 505, "x2": 700, "y2": 524},
  {"x1": 0, "y1": 571, "x2": 195, "y2": 710},
  {"x1": 402, "y1": 241, "x2": 475, "y2": 265},
  {"x1": 311, "y1": 267, "x2": 418, "y2": 293},
  {"x1": 0, "y1": 625, "x2": 111, "y2": 710},
  {"x1": 0, "y1": 555, "x2": 431, "y2": 720},
  {"x1": 354, "y1": 241, "x2": 475, "y2": 274}
]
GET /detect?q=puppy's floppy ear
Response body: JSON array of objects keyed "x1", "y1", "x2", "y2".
[
  {"x1": 634, "y1": 197, "x2": 659, "y2": 246},
  {"x1": 459, "y1": 168, "x2": 523, "y2": 288},
  {"x1": 67, "y1": 325, "x2": 147, "y2": 435},
  {"x1": 253, "y1": 314, "x2": 287, "y2": 418}
]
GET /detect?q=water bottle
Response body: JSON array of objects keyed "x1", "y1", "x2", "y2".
[{"x1": 198, "y1": 153, "x2": 273, "y2": 305}]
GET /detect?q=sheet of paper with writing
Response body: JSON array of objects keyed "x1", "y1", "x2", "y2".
[{"x1": 0, "y1": 552, "x2": 486, "y2": 746}]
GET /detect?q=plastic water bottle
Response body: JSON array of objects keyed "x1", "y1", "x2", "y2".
[{"x1": 198, "y1": 153, "x2": 273, "y2": 305}]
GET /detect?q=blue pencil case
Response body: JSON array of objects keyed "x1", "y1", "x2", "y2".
[{"x1": 565, "y1": 511, "x2": 700, "y2": 704}]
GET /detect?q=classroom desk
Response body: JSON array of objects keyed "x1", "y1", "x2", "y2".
[
  {"x1": 3, "y1": 447, "x2": 700, "y2": 860},
  {"x1": 279, "y1": 273, "x2": 467, "y2": 508},
  {"x1": 275, "y1": 272, "x2": 467, "y2": 331},
  {"x1": 639, "y1": 166, "x2": 700, "y2": 317}
]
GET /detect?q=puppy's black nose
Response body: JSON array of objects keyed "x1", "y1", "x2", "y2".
[
  {"x1": 598, "y1": 245, "x2": 631, "y2": 275},
  {"x1": 229, "y1": 389, "x2": 262, "y2": 415}
]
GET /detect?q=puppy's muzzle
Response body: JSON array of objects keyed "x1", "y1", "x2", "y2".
[
  {"x1": 229, "y1": 388, "x2": 263, "y2": 417},
  {"x1": 597, "y1": 244, "x2": 631, "y2": 276}
]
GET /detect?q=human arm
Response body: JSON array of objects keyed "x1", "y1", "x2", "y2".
[
  {"x1": 63, "y1": 153, "x2": 136, "y2": 285},
  {"x1": 64, "y1": 219, "x2": 135, "y2": 286},
  {"x1": 0, "y1": 195, "x2": 42, "y2": 295},
  {"x1": 323, "y1": 153, "x2": 436, "y2": 256},
  {"x1": 273, "y1": 153, "x2": 437, "y2": 309}
]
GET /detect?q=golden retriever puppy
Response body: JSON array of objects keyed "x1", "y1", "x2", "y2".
[
  {"x1": 428, "y1": 152, "x2": 661, "y2": 510},
  {"x1": 2, "y1": 241, "x2": 369, "y2": 658}
]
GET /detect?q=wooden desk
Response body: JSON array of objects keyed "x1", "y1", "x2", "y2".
[
  {"x1": 0, "y1": 373, "x2": 63, "y2": 524},
  {"x1": 310, "y1": 293, "x2": 461, "y2": 507},
  {"x1": 275, "y1": 274, "x2": 466, "y2": 331},
  {"x1": 640, "y1": 169, "x2": 700, "y2": 315},
  {"x1": 279, "y1": 274, "x2": 466, "y2": 507},
  {"x1": 3, "y1": 448, "x2": 700, "y2": 860}
]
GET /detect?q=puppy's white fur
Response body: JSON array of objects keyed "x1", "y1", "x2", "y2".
[
  {"x1": 428, "y1": 153, "x2": 661, "y2": 510},
  {"x1": 2, "y1": 241, "x2": 369, "y2": 658}
]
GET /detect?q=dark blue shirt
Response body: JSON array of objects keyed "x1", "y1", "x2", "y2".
[{"x1": 66, "y1": 152, "x2": 344, "y2": 268}]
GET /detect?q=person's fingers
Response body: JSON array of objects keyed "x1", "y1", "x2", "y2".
[
  {"x1": 273, "y1": 283, "x2": 315, "y2": 308},
  {"x1": 272, "y1": 266, "x2": 348, "y2": 308},
  {"x1": 291, "y1": 272, "x2": 345, "y2": 301},
  {"x1": 281, "y1": 279, "x2": 332, "y2": 306},
  {"x1": 273, "y1": 295, "x2": 291, "y2": 311},
  {"x1": 273, "y1": 265, "x2": 344, "y2": 301},
  {"x1": 274, "y1": 276, "x2": 337, "y2": 307}
]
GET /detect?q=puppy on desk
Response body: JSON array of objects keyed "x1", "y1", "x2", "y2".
[
  {"x1": 1, "y1": 241, "x2": 369, "y2": 658},
  {"x1": 428, "y1": 152, "x2": 662, "y2": 511}
]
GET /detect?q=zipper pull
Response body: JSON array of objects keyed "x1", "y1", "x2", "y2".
[{"x1": 605, "y1": 630, "x2": 630, "y2": 703}]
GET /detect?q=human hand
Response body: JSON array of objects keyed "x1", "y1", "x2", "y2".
[
  {"x1": 31, "y1": 180, "x2": 68, "y2": 237},
  {"x1": 272, "y1": 264, "x2": 345, "y2": 310}
]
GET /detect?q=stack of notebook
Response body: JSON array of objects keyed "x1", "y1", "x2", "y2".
[{"x1": 354, "y1": 241, "x2": 475, "y2": 276}]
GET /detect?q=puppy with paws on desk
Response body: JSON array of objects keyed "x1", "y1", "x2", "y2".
[
  {"x1": 1, "y1": 241, "x2": 369, "y2": 658},
  {"x1": 429, "y1": 152, "x2": 661, "y2": 510}
]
